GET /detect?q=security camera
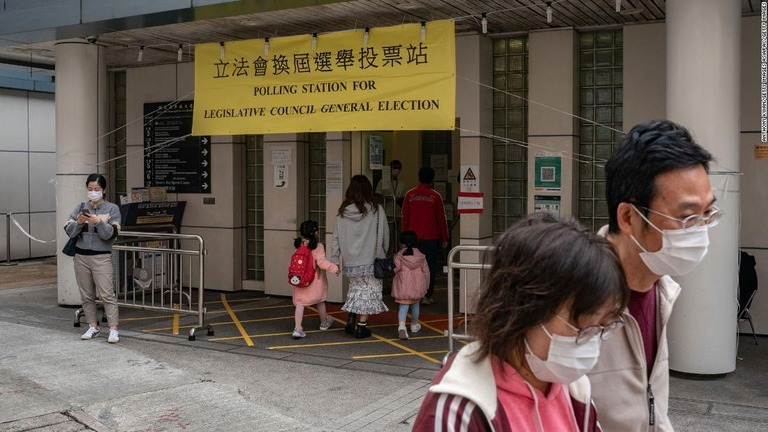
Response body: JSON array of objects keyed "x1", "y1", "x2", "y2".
[{"x1": 86, "y1": 35, "x2": 98, "y2": 44}]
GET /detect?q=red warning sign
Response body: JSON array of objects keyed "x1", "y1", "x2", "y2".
[{"x1": 463, "y1": 168, "x2": 476, "y2": 180}]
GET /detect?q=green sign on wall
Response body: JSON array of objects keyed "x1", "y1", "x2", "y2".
[{"x1": 534, "y1": 153, "x2": 561, "y2": 191}]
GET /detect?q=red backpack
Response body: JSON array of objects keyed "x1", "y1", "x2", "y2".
[{"x1": 288, "y1": 243, "x2": 316, "y2": 287}]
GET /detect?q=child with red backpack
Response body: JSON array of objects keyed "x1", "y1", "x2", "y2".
[{"x1": 289, "y1": 220, "x2": 340, "y2": 339}]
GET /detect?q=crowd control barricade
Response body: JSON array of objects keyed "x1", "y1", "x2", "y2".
[
  {"x1": 443, "y1": 245, "x2": 494, "y2": 366},
  {"x1": 74, "y1": 230, "x2": 213, "y2": 341}
]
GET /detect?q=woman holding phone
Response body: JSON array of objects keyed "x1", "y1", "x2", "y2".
[{"x1": 64, "y1": 174, "x2": 122, "y2": 343}]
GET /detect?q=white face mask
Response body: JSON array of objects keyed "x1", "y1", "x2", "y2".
[
  {"x1": 630, "y1": 206, "x2": 709, "y2": 276},
  {"x1": 524, "y1": 324, "x2": 601, "y2": 384},
  {"x1": 87, "y1": 190, "x2": 103, "y2": 202}
]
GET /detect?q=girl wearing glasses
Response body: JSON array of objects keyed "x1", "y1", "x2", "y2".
[{"x1": 412, "y1": 215, "x2": 629, "y2": 432}]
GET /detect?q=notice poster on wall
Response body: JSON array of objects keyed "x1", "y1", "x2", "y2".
[
  {"x1": 369, "y1": 136, "x2": 383, "y2": 169},
  {"x1": 431, "y1": 154, "x2": 448, "y2": 182},
  {"x1": 534, "y1": 151, "x2": 562, "y2": 192},
  {"x1": 271, "y1": 147, "x2": 292, "y2": 165},
  {"x1": 326, "y1": 160, "x2": 343, "y2": 196},
  {"x1": 274, "y1": 164, "x2": 288, "y2": 188},
  {"x1": 534, "y1": 195, "x2": 561, "y2": 217}
]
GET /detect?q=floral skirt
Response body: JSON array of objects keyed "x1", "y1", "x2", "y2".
[{"x1": 342, "y1": 274, "x2": 389, "y2": 315}]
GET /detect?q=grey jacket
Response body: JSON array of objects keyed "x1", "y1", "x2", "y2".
[
  {"x1": 588, "y1": 225, "x2": 681, "y2": 431},
  {"x1": 330, "y1": 204, "x2": 388, "y2": 276},
  {"x1": 64, "y1": 201, "x2": 122, "y2": 253}
]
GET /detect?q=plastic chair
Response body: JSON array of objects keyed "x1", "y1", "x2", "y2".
[{"x1": 738, "y1": 251, "x2": 758, "y2": 345}]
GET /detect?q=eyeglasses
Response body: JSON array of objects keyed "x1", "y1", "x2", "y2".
[
  {"x1": 556, "y1": 315, "x2": 625, "y2": 345},
  {"x1": 631, "y1": 204, "x2": 722, "y2": 232}
]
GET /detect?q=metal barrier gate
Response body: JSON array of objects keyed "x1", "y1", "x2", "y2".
[
  {"x1": 74, "y1": 230, "x2": 213, "y2": 341},
  {"x1": 444, "y1": 245, "x2": 494, "y2": 365}
]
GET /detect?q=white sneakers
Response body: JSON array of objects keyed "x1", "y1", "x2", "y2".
[
  {"x1": 319, "y1": 316, "x2": 334, "y2": 331},
  {"x1": 292, "y1": 328, "x2": 307, "y2": 339},
  {"x1": 81, "y1": 326, "x2": 100, "y2": 340},
  {"x1": 398, "y1": 323, "x2": 421, "y2": 340},
  {"x1": 81, "y1": 326, "x2": 119, "y2": 343}
]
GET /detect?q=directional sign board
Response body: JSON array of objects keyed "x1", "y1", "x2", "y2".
[{"x1": 144, "y1": 101, "x2": 211, "y2": 193}]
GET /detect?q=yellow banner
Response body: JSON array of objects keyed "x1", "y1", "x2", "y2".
[{"x1": 192, "y1": 20, "x2": 455, "y2": 135}]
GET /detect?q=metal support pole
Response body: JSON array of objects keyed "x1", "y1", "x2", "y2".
[{"x1": 1, "y1": 213, "x2": 18, "y2": 266}]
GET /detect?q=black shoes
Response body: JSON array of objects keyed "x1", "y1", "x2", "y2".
[
  {"x1": 345, "y1": 312, "x2": 357, "y2": 335},
  {"x1": 355, "y1": 321, "x2": 372, "y2": 339}
]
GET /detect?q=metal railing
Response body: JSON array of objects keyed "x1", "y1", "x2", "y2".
[
  {"x1": 444, "y1": 245, "x2": 494, "y2": 365},
  {"x1": 75, "y1": 230, "x2": 213, "y2": 341},
  {"x1": 1, "y1": 213, "x2": 18, "y2": 266}
]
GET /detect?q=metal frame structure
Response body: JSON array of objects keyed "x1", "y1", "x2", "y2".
[
  {"x1": 443, "y1": 245, "x2": 494, "y2": 365},
  {"x1": 74, "y1": 230, "x2": 212, "y2": 341}
]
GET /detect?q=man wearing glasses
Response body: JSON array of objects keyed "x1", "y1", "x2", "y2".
[{"x1": 588, "y1": 119, "x2": 719, "y2": 431}]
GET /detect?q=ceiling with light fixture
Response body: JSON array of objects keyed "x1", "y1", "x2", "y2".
[{"x1": 0, "y1": 0, "x2": 760, "y2": 71}]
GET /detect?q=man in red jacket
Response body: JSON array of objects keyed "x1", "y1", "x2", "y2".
[{"x1": 402, "y1": 167, "x2": 449, "y2": 304}]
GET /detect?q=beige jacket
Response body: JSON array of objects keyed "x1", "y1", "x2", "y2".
[{"x1": 589, "y1": 226, "x2": 681, "y2": 431}]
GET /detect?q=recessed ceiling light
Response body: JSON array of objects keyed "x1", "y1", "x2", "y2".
[
  {"x1": 619, "y1": 8, "x2": 644, "y2": 16},
  {"x1": 398, "y1": 2, "x2": 423, "y2": 10}
]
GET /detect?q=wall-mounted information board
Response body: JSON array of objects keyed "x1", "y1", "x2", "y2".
[{"x1": 144, "y1": 101, "x2": 211, "y2": 193}]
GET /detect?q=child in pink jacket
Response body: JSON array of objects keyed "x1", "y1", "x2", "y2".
[
  {"x1": 392, "y1": 231, "x2": 429, "y2": 340},
  {"x1": 292, "y1": 220, "x2": 340, "y2": 339}
]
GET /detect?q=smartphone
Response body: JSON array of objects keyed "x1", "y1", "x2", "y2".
[{"x1": 80, "y1": 209, "x2": 90, "y2": 216}]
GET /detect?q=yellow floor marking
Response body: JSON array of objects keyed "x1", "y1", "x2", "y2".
[
  {"x1": 369, "y1": 334, "x2": 440, "y2": 363},
  {"x1": 204, "y1": 296, "x2": 275, "y2": 306},
  {"x1": 353, "y1": 350, "x2": 448, "y2": 360},
  {"x1": 267, "y1": 333, "x2": 446, "y2": 362},
  {"x1": 121, "y1": 314, "x2": 177, "y2": 322},
  {"x1": 172, "y1": 313, "x2": 179, "y2": 335},
  {"x1": 142, "y1": 315, "x2": 298, "y2": 333},
  {"x1": 269, "y1": 338, "x2": 394, "y2": 349},
  {"x1": 209, "y1": 328, "x2": 347, "y2": 342},
  {"x1": 141, "y1": 310, "x2": 344, "y2": 333},
  {"x1": 220, "y1": 293, "x2": 254, "y2": 346},
  {"x1": 205, "y1": 304, "x2": 294, "y2": 315}
]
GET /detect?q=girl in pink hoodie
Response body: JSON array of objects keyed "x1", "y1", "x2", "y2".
[{"x1": 392, "y1": 231, "x2": 429, "y2": 340}]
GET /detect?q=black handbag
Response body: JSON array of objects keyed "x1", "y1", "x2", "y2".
[
  {"x1": 374, "y1": 257, "x2": 396, "y2": 279},
  {"x1": 62, "y1": 203, "x2": 83, "y2": 257},
  {"x1": 62, "y1": 237, "x2": 78, "y2": 257},
  {"x1": 373, "y1": 210, "x2": 396, "y2": 279}
]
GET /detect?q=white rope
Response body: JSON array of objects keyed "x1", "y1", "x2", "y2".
[{"x1": 9, "y1": 215, "x2": 56, "y2": 244}]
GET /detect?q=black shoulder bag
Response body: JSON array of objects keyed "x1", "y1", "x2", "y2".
[
  {"x1": 62, "y1": 203, "x2": 84, "y2": 257},
  {"x1": 373, "y1": 209, "x2": 396, "y2": 279}
]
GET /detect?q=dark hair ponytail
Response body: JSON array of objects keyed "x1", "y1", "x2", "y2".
[
  {"x1": 400, "y1": 230, "x2": 418, "y2": 256},
  {"x1": 294, "y1": 220, "x2": 320, "y2": 250}
]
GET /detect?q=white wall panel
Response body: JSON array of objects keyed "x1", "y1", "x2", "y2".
[
  {"x1": 0, "y1": 152, "x2": 30, "y2": 214},
  {"x1": 0, "y1": 212, "x2": 30, "y2": 261},
  {"x1": 29, "y1": 152, "x2": 56, "y2": 212},
  {"x1": 30, "y1": 212, "x2": 57, "y2": 257},
  {"x1": 0, "y1": 88, "x2": 29, "y2": 151},
  {"x1": 28, "y1": 92, "x2": 56, "y2": 152}
]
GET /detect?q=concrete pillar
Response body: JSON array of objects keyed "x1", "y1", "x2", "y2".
[
  {"x1": 324, "y1": 132, "x2": 351, "y2": 303},
  {"x1": 456, "y1": 34, "x2": 493, "y2": 313},
  {"x1": 55, "y1": 40, "x2": 107, "y2": 305},
  {"x1": 666, "y1": 0, "x2": 741, "y2": 374},
  {"x1": 263, "y1": 134, "x2": 308, "y2": 297},
  {"x1": 527, "y1": 29, "x2": 578, "y2": 217}
]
